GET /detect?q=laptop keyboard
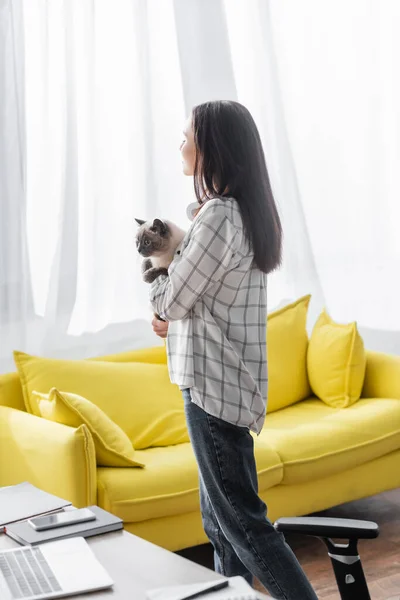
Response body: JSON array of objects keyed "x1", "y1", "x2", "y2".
[{"x1": 0, "y1": 546, "x2": 62, "y2": 598}]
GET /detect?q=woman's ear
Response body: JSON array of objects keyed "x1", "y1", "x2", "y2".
[{"x1": 135, "y1": 218, "x2": 146, "y2": 226}]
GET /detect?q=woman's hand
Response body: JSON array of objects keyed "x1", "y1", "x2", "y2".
[{"x1": 152, "y1": 316, "x2": 169, "y2": 339}]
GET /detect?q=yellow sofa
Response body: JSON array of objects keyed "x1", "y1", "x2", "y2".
[{"x1": 1, "y1": 340, "x2": 400, "y2": 552}]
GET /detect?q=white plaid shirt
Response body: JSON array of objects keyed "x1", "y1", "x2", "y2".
[{"x1": 150, "y1": 197, "x2": 267, "y2": 433}]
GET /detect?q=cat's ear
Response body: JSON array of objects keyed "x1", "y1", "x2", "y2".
[
  {"x1": 135, "y1": 218, "x2": 146, "y2": 226},
  {"x1": 152, "y1": 219, "x2": 167, "y2": 235}
]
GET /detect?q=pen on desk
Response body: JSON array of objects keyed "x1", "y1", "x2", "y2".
[{"x1": 181, "y1": 580, "x2": 229, "y2": 600}]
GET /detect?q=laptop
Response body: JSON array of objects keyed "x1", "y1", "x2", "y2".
[{"x1": 0, "y1": 537, "x2": 113, "y2": 599}]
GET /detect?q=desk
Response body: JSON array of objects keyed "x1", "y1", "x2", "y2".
[{"x1": 0, "y1": 530, "x2": 272, "y2": 599}]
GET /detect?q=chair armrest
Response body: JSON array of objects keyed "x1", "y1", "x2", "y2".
[
  {"x1": 274, "y1": 517, "x2": 379, "y2": 540},
  {"x1": 0, "y1": 407, "x2": 97, "y2": 507},
  {"x1": 362, "y1": 351, "x2": 400, "y2": 399}
]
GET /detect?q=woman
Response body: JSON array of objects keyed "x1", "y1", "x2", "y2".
[{"x1": 149, "y1": 101, "x2": 317, "y2": 600}]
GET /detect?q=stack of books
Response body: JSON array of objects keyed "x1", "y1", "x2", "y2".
[
  {"x1": 0, "y1": 482, "x2": 122, "y2": 545},
  {"x1": 0, "y1": 482, "x2": 71, "y2": 530}
]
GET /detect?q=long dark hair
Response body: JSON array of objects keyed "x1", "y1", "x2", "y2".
[{"x1": 192, "y1": 100, "x2": 282, "y2": 274}]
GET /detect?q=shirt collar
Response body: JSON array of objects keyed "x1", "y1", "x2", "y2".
[
  {"x1": 186, "y1": 195, "x2": 234, "y2": 222},
  {"x1": 186, "y1": 202, "x2": 198, "y2": 222},
  {"x1": 186, "y1": 199, "x2": 212, "y2": 222}
]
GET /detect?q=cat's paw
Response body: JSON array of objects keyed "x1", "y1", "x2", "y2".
[
  {"x1": 143, "y1": 267, "x2": 168, "y2": 284},
  {"x1": 143, "y1": 268, "x2": 160, "y2": 284},
  {"x1": 141, "y1": 259, "x2": 153, "y2": 274},
  {"x1": 143, "y1": 268, "x2": 156, "y2": 284}
]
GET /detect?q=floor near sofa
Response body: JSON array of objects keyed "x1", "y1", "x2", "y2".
[{"x1": 177, "y1": 488, "x2": 400, "y2": 599}]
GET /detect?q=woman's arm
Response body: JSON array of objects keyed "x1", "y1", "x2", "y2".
[{"x1": 150, "y1": 206, "x2": 238, "y2": 321}]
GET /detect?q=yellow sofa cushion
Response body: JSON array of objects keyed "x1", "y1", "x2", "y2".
[
  {"x1": 307, "y1": 310, "x2": 366, "y2": 408},
  {"x1": 97, "y1": 438, "x2": 283, "y2": 523},
  {"x1": 33, "y1": 388, "x2": 144, "y2": 468},
  {"x1": 13, "y1": 351, "x2": 188, "y2": 449},
  {"x1": 0, "y1": 347, "x2": 168, "y2": 413},
  {"x1": 260, "y1": 396, "x2": 400, "y2": 485},
  {"x1": 267, "y1": 295, "x2": 311, "y2": 412}
]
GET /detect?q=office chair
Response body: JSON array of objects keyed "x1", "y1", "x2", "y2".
[{"x1": 274, "y1": 516, "x2": 379, "y2": 600}]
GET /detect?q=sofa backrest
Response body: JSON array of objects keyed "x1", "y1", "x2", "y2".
[
  {"x1": 2, "y1": 344, "x2": 394, "y2": 415},
  {"x1": 0, "y1": 344, "x2": 167, "y2": 413}
]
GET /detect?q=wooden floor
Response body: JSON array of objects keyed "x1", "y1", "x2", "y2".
[{"x1": 178, "y1": 489, "x2": 400, "y2": 599}]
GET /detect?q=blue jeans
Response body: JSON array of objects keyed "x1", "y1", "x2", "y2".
[{"x1": 182, "y1": 389, "x2": 318, "y2": 600}]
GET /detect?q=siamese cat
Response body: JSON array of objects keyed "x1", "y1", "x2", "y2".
[{"x1": 135, "y1": 218, "x2": 186, "y2": 320}]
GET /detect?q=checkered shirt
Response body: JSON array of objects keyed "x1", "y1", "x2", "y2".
[{"x1": 150, "y1": 197, "x2": 268, "y2": 433}]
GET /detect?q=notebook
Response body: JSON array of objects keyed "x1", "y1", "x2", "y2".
[
  {"x1": 0, "y1": 482, "x2": 71, "y2": 526},
  {"x1": 5, "y1": 505, "x2": 123, "y2": 545},
  {"x1": 146, "y1": 576, "x2": 258, "y2": 600}
]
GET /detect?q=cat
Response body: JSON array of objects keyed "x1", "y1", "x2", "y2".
[
  {"x1": 135, "y1": 217, "x2": 186, "y2": 283},
  {"x1": 135, "y1": 216, "x2": 186, "y2": 320}
]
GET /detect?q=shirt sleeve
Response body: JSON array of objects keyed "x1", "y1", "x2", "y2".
[{"x1": 149, "y1": 206, "x2": 239, "y2": 321}]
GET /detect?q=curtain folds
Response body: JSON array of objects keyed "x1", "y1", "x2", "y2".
[{"x1": 1, "y1": 0, "x2": 399, "y2": 373}]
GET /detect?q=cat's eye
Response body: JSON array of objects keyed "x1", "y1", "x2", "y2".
[{"x1": 144, "y1": 239, "x2": 151, "y2": 246}]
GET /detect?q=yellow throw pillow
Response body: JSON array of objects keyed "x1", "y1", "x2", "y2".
[
  {"x1": 307, "y1": 310, "x2": 366, "y2": 408},
  {"x1": 14, "y1": 351, "x2": 189, "y2": 449},
  {"x1": 267, "y1": 295, "x2": 311, "y2": 412},
  {"x1": 34, "y1": 388, "x2": 144, "y2": 468}
]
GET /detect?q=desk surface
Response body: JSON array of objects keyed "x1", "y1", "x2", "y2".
[{"x1": 0, "y1": 529, "x2": 272, "y2": 599}]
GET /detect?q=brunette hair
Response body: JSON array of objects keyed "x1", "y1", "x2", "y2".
[{"x1": 192, "y1": 100, "x2": 282, "y2": 273}]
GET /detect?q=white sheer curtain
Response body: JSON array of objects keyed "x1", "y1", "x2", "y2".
[
  {"x1": 1, "y1": 0, "x2": 400, "y2": 373},
  {"x1": 265, "y1": 0, "x2": 400, "y2": 353},
  {"x1": 23, "y1": 0, "x2": 193, "y2": 332},
  {"x1": 1, "y1": 0, "x2": 193, "y2": 372},
  {"x1": 225, "y1": 0, "x2": 400, "y2": 352},
  {"x1": 0, "y1": 0, "x2": 34, "y2": 371}
]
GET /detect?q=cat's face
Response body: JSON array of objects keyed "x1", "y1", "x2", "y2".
[{"x1": 135, "y1": 218, "x2": 171, "y2": 257}]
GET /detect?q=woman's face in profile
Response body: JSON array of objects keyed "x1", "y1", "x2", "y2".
[{"x1": 180, "y1": 117, "x2": 196, "y2": 176}]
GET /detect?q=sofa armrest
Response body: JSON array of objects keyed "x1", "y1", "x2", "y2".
[
  {"x1": 0, "y1": 407, "x2": 97, "y2": 507},
  {"x1": 362, "y1": 351, "x2": 400, "y2": 399}
]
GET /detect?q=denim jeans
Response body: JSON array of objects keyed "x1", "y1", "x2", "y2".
[{"x1": 182, "y1": 389, "x2": 318, "y2": 600}]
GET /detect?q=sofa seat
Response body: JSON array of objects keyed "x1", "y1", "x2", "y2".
[
  {"x1": 97, "y1": 437, "x2": 283, "y2": 523},
  {"x1": 260, "y1": 396, "x2": 400, "y2": 485}
]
